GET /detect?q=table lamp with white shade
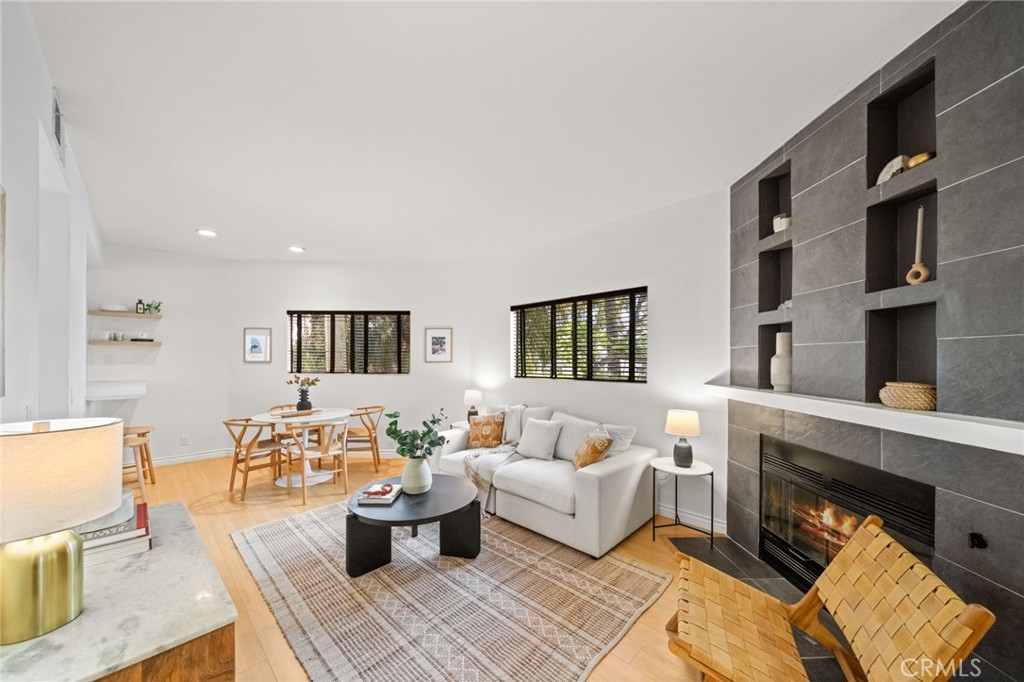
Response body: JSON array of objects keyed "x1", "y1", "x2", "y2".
[
  {"x1": 0, "y1": 418, "x2": 124, "y2": 644},
  {"x1": 463, "y1": 389, "x2": 483, "y2": 422},
  {"x1": 665, "y1": 409, "x2": 700, "y2": 468}
]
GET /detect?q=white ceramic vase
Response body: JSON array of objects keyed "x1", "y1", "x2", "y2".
[
  {"x1": 770, "y1": 331, "x2": 792, "y2": 392},
  {"x1": 401, "y1": 456, "x2": 432, "y2": 494}
]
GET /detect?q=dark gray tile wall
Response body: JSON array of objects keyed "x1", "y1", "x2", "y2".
[{"x1": 726, "y1": 6, "x2": 1024, "y2": 675}]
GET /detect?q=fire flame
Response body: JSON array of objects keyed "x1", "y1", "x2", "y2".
[{"x1": 793, "y1": 501, "x2": 859, "y2": 553}]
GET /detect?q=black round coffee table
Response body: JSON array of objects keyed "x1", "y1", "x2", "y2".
[{"x1": 345, "y1": 474, "x2": 480, "y2": 577}]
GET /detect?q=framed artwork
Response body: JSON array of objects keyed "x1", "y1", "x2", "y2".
[
  {"x1": 243, "y1": 327, "x2": 272, "y2": 363},
  {"x1": 424, "y1": 327, "x2": 452, "y2": 363}
]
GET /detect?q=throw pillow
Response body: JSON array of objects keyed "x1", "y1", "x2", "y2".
[
  {"x1": 503, "y1": 404, "x2": 528, "y2": 443},
  {"x1": 516, "y1": 418, "x2": 562, "y2": 460},
  {"x1": 468, "y1": 412, "x2": 505, "y2": 449},
  {"x1": 574, "y1": 424, "x2": 613, "y2": 468}
]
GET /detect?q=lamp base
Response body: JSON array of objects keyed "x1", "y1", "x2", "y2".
[
  {"x1": 673, "y1": 438, "x2": 693, "y2": 468},
  {"x1": 467, "y1": 406, "x2": 478, "y2": 422},
  {"x1": 0, "y1": 530, "x2": 84, "y2": 644}
]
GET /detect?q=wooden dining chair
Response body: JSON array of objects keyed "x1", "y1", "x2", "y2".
[
  {"x1": 347, "y1": 406, "x2": 384, "y2": 473},
  {"x1": 124, "y1": 425, "x2": 157, "y2": 483},
  {"x1": 267, "y1": 403, "x2": 296, "y2": 413},
  {"x1": 280, "y1": 421, "x2": 349, "y2": 504},
  {"x1": 223, "y1": 418, "x2": 283, "y2": 501},
  {"x1": 122, "y1": 434, "x2": 149, "y2": 503}
]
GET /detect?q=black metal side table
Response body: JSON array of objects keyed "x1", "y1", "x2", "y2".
[{"x1": 650, "y1": 457, "x2": 715, "y2": 549}]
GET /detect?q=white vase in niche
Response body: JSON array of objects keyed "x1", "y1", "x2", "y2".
[
  {"x1": 401, "y1": 457, "x2": 432, "y2": 494},
  {"x1": 770, "y1": 332, "x2": 792, "y2": 393}
]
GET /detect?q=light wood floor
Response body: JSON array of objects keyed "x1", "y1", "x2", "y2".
[{"x1": 144, "y1": 456, "x2": 703, "y2": 682}]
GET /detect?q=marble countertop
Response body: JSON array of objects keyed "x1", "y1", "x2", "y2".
[{"x1": 0, "y1": 502, "x2": 237, "y2": 681}]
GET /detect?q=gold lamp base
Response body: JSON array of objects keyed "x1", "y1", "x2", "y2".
[{"x1": 0, "y1": 530, "x2": 84, "y2": 645}]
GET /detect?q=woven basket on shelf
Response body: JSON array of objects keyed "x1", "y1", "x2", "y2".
[{"x1": 879, "y1": 381, "x2": 937, "y2": 411}]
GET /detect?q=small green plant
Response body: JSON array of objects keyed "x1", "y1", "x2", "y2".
[
  {"x1": 385, "y1": 410, "x2": 447, "y2": 459},
  {"x1": 145, "y1": 300, "x2": 163, "y2": 314}
]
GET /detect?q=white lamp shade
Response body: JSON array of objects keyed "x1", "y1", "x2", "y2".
[
  {"x1": 463, "y1": 389, "x2": 483, "y2": 406},
  {"x1": 0, "y1": 418, "x2": 124, "y2": 543},
  {"x1": 665, "y1": 409, "x2": 701, "y2": 438}
]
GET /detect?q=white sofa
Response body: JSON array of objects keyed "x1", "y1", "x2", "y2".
[{"x1": 430, "y1": 410, "x2": 656, "y2": 558}]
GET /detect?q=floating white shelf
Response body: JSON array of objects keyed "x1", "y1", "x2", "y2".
[
  {"x1": 85, "y1": 381, "x2": 147, "y2": 402},
  {"x1": 88, "y1": 310, "x2": 163, "y2": 320},
  {"x1": 705, "y1": 382, "x2": 1024, "y2": 456}
]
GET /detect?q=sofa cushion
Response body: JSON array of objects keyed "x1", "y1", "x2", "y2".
[
  {"x1": 574, "y1": 424, "x2": 613, "y2": 469},
  {"x1": 492, "y1": 458, "x2": 576, "y2": 515},
  {"x1": 468, "y1": 413, "x2": 505, "y2": 449},
  {"x1": 551, "y1": 411, "x2": 637, "y2": 459},
  {"x1": 516, "y1": 418, "x2": 562, "y2": 460}
]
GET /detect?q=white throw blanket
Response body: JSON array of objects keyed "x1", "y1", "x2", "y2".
[{"x1": 463, "y1": 445, "x2": 518, "y2": 515}]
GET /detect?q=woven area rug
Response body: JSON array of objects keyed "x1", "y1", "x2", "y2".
[{"x1": 232, "y1": 503, "x2": 669, "y2": 682}]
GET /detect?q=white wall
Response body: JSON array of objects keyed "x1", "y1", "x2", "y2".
[
  {"x1": 85, "y1": 191, "x2": 730, "y2": 529},
  {"x1": 0, "y1": 2, "x2": 97, "y2": 421},
  {"x1": 87, "y1": 245, "x2": 233, "y2": 464},
  {"x1": 469, "y1": 190, "x2": 730, "y2": 531}
]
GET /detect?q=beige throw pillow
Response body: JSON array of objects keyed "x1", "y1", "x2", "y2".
[
  {"x1": 468, "y1": 412, "x2": 505, "y2": 449},
  {"x1": 574, "y1": 424, "x2": 613, "y2": 469}
]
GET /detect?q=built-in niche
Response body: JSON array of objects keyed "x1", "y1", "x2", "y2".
[
  {"x1": 758, "y1": 243, "x2": 792, "y2": 313},
  {"x1": 865, "y1": 181, "x2": 937, "y2": 293},
  {"x1": 867, "y1": 61, "x2": 936, "y2": 189},
  {"x1": 758, "y1": 322, "x2": 792, "y2": 390},
  {"x1": 757, "y1": 161, "x2": 792, "y2": 240},
  {"x1": 865, "y1": 302, "x2": 936, "y2": 403}
]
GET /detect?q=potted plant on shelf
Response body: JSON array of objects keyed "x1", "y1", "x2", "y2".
[
  {"x1": 286, "y1": 374, "x2": 321, "y2": 411},
  {"x1": 384, "y1": 410, "x2": 447, "y2": 494}
]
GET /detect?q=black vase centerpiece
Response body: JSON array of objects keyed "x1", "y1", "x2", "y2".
[
  {"x1": 297, "y1": 388, "x2": 312, "y2": 411},
  {"x1": 286, "y1": 374, "x2": 320, "y2": 411}
]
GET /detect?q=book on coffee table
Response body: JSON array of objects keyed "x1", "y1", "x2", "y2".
[{"x1": 356, "y1": 483, "x2": 403, "y2": 505}]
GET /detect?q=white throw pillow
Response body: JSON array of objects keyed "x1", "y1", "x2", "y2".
[
  {"x1": 516, "y1": 418, "x2": 562, "y2": 460},
  {"x1": 551, "y1": 411, "x2": 637, "y2": 459},
  {"x1": 520, "y1": 406, "x2": 554, "y2": 433}
]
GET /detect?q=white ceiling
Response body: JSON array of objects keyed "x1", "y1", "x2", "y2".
[{"x1": 30, "y1": 2, "x2": 959, "y2": 263}]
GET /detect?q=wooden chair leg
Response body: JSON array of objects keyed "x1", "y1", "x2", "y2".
[
  {"x1": 240, "y1": 454, "x2": 252, "y2": 501},
  {"x1": 133, "y1": 447, "x2": 148, "y2": 503},
  {"x1": 143, "y1": 442, "x2": 156, "y2": 483},
  {"x1": 300, "y1": 460, "x2": 307, "y2": 505},
  {"x1": 342, "y1": 450, "x2": 349, "y2": 493},
  {"x1": 229, "y1": 451, "x2": 239, "y2": 492}
]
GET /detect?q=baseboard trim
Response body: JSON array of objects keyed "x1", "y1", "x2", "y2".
[
  {"x1": 656, "y1": 503, "x2": 727, "y2": 535},
  {"x1": 153, "y1": 449, "x2": 233, "y2": 467}
]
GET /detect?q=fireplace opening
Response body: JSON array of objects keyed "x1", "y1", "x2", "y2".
[{"x1": 759, "y1": 437, "x2": 935, "y2": 591}]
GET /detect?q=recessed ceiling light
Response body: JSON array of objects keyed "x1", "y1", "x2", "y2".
[
  {"x1": 195, "y1": 228, "x2": 218, "y2": 238},
  {"x1": 288, "y1": 245, "x2": 306, "y2": 253}
]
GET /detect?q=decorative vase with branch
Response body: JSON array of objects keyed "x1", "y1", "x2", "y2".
[
  {"x1": 384, "y1": 410, "x2": 447, "y2": 494},
  {"x1": 286, "y1": 374, "x2": 320, "y2": 410}
]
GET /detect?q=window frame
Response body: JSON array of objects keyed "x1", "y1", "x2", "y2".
[
  {"x1": 510, "y1": 286, "x2": 648, "y2": 383},
  {"x1": 286, "y1": 309, "x2": 411, "y2": 375}
]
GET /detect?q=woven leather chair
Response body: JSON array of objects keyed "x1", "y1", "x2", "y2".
[{"x1": 666, "y1": 515, "x2": 995, "y2": 682}]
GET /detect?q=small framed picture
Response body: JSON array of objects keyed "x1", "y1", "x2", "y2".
[
  {"x1": 243, "y1": 327, "x2": 272, "y2": 363},
  {"x1": 424, "y1": 327, "x2": 452, "y2": 363}
]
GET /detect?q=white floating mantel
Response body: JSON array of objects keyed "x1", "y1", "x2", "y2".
[
  {"x1": 85, "y1": 381, "x2": 147, "y2": 402},
  {"x1": 706, "y1": 383, "x2": 1024, "y2": 456}
]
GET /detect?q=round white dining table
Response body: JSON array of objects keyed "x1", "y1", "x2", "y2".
[{"x1": 251, "y1": 407, "x2": 354, "y2": 488}]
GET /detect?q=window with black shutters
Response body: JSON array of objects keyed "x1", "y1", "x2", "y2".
[
  {"x1": 511, "y1": 287, "x2": 647, "y2": 382},
  {"x1": 287, "y1": 311, "x2": 410, "y2": 374}
]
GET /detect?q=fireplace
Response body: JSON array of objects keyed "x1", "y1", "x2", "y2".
[{"x1": 759, "y1": 437, "x2": 935, "y2": 591}]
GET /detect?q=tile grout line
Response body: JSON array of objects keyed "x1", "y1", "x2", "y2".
[
  {"x1": 880, "y1": 1, "x2": 990, "y2": 90},
  {"x1": 793, "y1": 341, "x2": 864, "y2": 347},
  {"x1": 940, "y1": 488, "x2": 1024, "y2": 519},
  {"x1": 938, "y1": 243, "x2": 1024, "y2": 266},
  {"x1": 939, "y1": 153, "x2": 1024, "y2": 192},
  {"x1": 785, "y1": 87, "x2": 874, "y2": 156},
  {"x1": 936, "y1": 555, "x2": 1024, "y2": 601},
  {"x1": 793, "y1": 279, "x2": 865, "y2": 297},
  {"x1": 792, "y1": 156, "x2": 864, "y2": 199},
  {"x1": 731, "y1": 154, "x2": 785, "y2": 194},
  {"x1": 730, "y1": 216, "x2": 757, "y2": 233},
  {"x1": 731, "y1": 259, "x2": 758, "y2": 273},
  {"x1": 938, "y1": 333, "x2": 1024, "y2": 341},
  {"x1": 793, "y1": 219, "x2": 864, "y2": 248},
  {"x1": 937, "y1": 63, "x2": 1024, "y2": 117}
]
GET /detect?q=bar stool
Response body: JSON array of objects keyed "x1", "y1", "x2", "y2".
[
  {"x1": 123, "y1": 435, "x2": 149, "y2": 503},
  {"x1": 124, "y1": 425, "x2": 156, "y2": 483}
]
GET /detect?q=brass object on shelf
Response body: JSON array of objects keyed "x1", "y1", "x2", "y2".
[{"x1": 907, "y1": 151, "x2": 935, "y2": 169}]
